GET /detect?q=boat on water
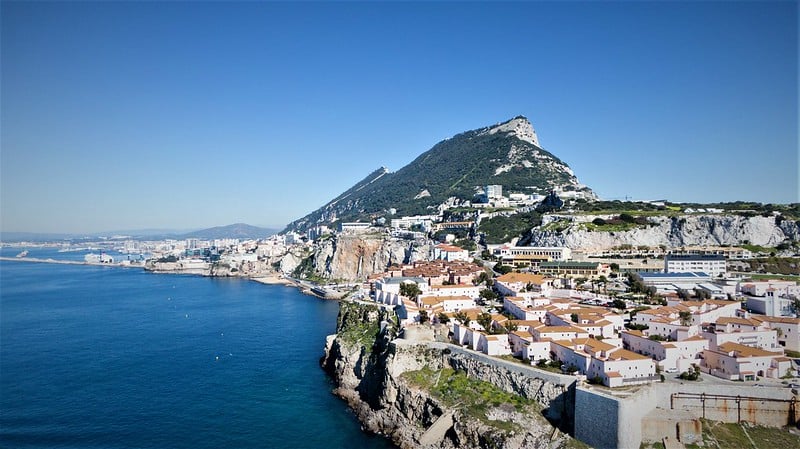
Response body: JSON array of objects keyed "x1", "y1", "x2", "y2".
[{"x1": 15, "y1": 250, "x2": 28, "y2": 258}]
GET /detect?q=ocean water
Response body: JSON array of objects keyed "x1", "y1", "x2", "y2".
[{"x1": 0, "y1": 257, "x2": 394, "y2": 449}]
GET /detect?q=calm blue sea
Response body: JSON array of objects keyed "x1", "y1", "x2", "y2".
[{"x1": 0, "y1": 252, "x2": 394, "y2": 449}]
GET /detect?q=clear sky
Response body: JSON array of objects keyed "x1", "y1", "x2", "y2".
[{"x1": 1, "y1": 1, "x2": 797, "y2": 234}]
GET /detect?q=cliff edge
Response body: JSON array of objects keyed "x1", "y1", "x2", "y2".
[{"x1": 321, "y1": 301, "x2": 587, "y2": 449}]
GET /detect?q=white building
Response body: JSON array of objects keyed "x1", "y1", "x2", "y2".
[
  {"x1": 665, "y1": 254, "x2": 726, "y2": 277},
  {"x1": 390, "y1": 215, "x2": 437, "y2": 231},
  {"x1": 485, "y1": 184, "x2": 503, "y2": 199},
  {"x1": 339, "y1": 222, "x2": 372, "y2": 232},
  {"x1": 432, "y1": 244, "x2": 470, "y2": 262},
  {"x1": 493, "y1": 245, "x2": 572, "y2": 261}
]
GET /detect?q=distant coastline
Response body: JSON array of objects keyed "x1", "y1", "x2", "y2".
[{"x1": 0, "y1": 255, "x2": 336, "y2": 300}]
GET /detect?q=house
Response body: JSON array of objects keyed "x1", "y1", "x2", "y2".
[
  {"x1": 740, "y1": 280, "x2": 800, "y2": 298},
  {"x1": 427, "y1": 284, "x2": 481, "y2": 298},
  {"x1": 622, "y1": 330, "x2": 708, "y2": 373},
  {"x1": 417, "y1": 295, "x2": 476, "y2": 313},
  {"x1": 475, "y1": 333, "x2": 511, "y2": 356},
  {"x1": 700, "y1": 317, "x2": 780, "y2": 351},
  {"x1": 432, "y1": 244, "x2": 470, "y2": 262},
  {"x1": 702, "y1": 342, "x2": 792, "y2": 380},
  {"x1": 531, "y1": 324, "x2": 589, "y2": 341},
  {"x1": 503, "y1": 296, "x2": 550, "y2": 321},
  {"x1": 495, "y1": 272, "x2": 554, "y2": 297},
  {"x1": 550, "y1": 337, "x2": 657, "y2": 387},
  {"x1": 750, "y1": 315, "x2": 800, "y2": 352}
]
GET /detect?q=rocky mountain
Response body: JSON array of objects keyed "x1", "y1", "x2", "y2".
[
  {"x1": 288, "y1": 232, "x2": 434, "y2": 281},
  {"x1": 177, "y1": 223, "x2": 276, "y2": 240},
  {"x1": 285, "y1": 116, "x2": 594, "y2": 233},
  {"x1": 520, "y1": 214, "x2": 800, "y2": 250}
]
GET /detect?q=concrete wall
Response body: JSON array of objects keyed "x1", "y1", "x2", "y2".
[
  {"x1": 662, "y1": 382, "x2": 797, "y2": 427},
  {"x1": 575, "y1": 384, "x2": 662, "y2": 449}
]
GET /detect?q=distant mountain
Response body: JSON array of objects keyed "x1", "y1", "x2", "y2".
[
  {"x1": 0, "y1": 232, "x2": 83, "y2": 243},
  {"x1": 177, "y1": 223, "x2": 277, "y2": 240},
  {"x1": 0, "y1": 224, "x2": 277, "y2": 243},
  {"x1": 285, "y1": 116, "x2": 595, "y2": 233}
]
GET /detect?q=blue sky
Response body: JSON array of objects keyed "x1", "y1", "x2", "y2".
[{"x1": 1, "y1": 1, "x2": 797, "y2": 234}]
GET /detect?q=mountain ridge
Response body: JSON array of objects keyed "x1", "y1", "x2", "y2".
[
  {"x1": 0, "y1": 223, "x2": 277, "y2": 242},
  {"x1": 285, "y1": 116, "x2": 594, "y2": 233}
]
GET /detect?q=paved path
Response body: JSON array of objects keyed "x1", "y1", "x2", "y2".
[{"x1": 418, "y1": 411, "x2": 454, "y2": 446}]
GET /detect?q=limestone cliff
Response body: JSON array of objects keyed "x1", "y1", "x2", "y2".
[
  {"x1": 297, "y1": 233, "x2": 433, "y2": 281},
  {"x1": 521, "y1": 214, "x2": 800, "y2": 250},
  {"x1": 321, "y1": 302, "x2": 582, "y2": 449}
]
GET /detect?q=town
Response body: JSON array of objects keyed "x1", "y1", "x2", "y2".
[{"x1": 11, "y1": 188, "x2": 796, "y2": 390}]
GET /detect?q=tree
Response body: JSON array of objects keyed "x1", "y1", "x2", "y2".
[
  {"x1": 399, "y1": 282, "x2": 422, "y2": 299},
  {"x1": 476, "y1": 312, "x2": 493, "y2": 331},
  {"x1": 678, "y1": 310, "x2": 692, "y2": 326},
  {"x1": 570, "y1": 313, "x2": 579, "y2": 323},
  {"x1": 679, "y1": 364, "x2": 701, "y2": 381},
  {"x1": 494, "y1": 262, "x2": 512, "y2": 275},
  {"x1": 676, "y1": 289, "x2": 690, "y2": 300},
  {"x1": 418, "y1": 310, "x2": 429, "y2": 324},
  {"x1": 474, "y1": 271, "x2": 493, "y2": 286},
  {"x1": 454, "y1": 311, "x2": 469, "y2": 325},
  {"x1": 479, "y1": 288, "x2": 498, "y2": 302},
  {"x1": 611, "y1": 299, "x2": 627, "y2": 310},
  {"x1": 505, "y1": 321, "x2": 519, "y2": 332},
  {"x1": 436, "y1": 312, "x2": 450, "y2": 324}
]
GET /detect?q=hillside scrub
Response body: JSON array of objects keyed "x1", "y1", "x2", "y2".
[{"x1": 479, "y1": 211, "x2": 542, "y2": 244}]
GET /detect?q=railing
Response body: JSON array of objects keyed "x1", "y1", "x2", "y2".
[{"x1": 671, "y1": 392, "x2": 797, "y2": 425}]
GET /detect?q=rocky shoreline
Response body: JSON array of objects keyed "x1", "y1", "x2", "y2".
[{"x1": 320, "y1": 301, "x2": 585, "y2": 449}]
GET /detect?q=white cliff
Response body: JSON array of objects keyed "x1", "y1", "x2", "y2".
[{"x1": 524, "y1": 214, "x2": 800, "y2": 250}]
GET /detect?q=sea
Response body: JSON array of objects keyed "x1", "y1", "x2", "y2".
[{"x1": 0, "y1": 247, "x2": 394, "y2": 449}]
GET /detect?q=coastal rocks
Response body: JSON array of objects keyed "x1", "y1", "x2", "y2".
[
  {"x1": 523, "y1": 214, "x2": 800, "y2": 250},
  {"x1": 322, "y1": 302, "x2": 580, "y2": 449}
]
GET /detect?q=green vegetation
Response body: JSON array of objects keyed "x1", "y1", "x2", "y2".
[
  {"x1": 337, "y1": 304, "x2": 383, "y2": 347},
  {"x1": 743, "y1": 257, "x2": 800, "y2": 276},
  {"x1": 399, "y1": 282, "x2": 422, "y2": 298},
  {"x1": 784, "y1": 349, "x2": 800, "y2": 358},
  {"x1": 679, "y1": 364, "x2": 701, "y2": 381},
  {"x1": 571, "y1": 200, "x2": 670, "y2": 215},
  {"x1": 699, "y1": 419, "x2": 800, "y2": 449},
  {"x1": 540, "y1": 219, "x2": 572, "y2": 233},
  {"x1": 478, "y1": 211, "x2": 542, "y2": 244},
  {"x1": 453, "y1": 238, "x2": 477, "y2": 251},
  {"x1": 743, "y1": 274, "x2": 800, "y2": 282},
  {"x1": 291, "y1": 254, "x2": 327, "y2": 283},
  {"x1": 741, "y1": 243, "x2": 777, "y2": 254},
  {"x1": 583, "y1": 214, "x2": 653, "y2": 232},
  {"x1": 402, "y1": 367, "x2": 539, "y2": 432},
  {"x1": 284, "y1": 119, "x2": 584, "y2": 232}
]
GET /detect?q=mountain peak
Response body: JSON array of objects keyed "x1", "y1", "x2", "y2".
[
  {"x1": 483, "y1": 116, "x2": 539, "y2": 147},
  {"x1": 283, "y1": 116, "x2": 594, "y2": 233}
]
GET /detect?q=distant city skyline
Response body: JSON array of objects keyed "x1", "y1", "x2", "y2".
[{"x1": 1, "y1": 1, "x2": 797, "y2": 234}]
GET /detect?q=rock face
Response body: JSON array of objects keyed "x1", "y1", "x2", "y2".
[
  {"x1": 322, "y1": 302, "x2": 580, "y2": 449},
  {"x1": 302, "y1": 233, "x2": 433, "y2": 281},
  {"x1": 522, "y1": 214, "x2": 800, "y2": 250}
]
